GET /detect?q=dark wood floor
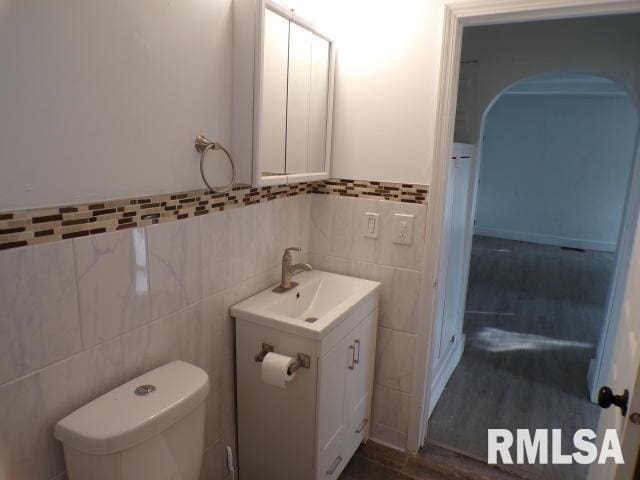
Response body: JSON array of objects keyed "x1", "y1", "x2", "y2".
[
  {"x1": 340, "y1": 441, "x2": 526, "y2": 480},
  {"x1": 427, "y1": 236, "x2": 615, "y2": 480}
]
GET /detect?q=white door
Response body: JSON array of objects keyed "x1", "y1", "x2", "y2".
[
  {"x1": 441, "y1": 153, "x2": 473, "y2": 354},
  {"x1": 428, "y1": 144, "x2": 475, "y2": 417},
  {"x1": 588, "y1": 207, "x2": 640, "y2": 479}
]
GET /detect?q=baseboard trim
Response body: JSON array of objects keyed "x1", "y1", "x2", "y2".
[
  {"x1": 473, "y1": 227, "x2": 616, "y2": 252},
  {"x1": 428, "y1": 334, "x2": 466, "y2": 418}
]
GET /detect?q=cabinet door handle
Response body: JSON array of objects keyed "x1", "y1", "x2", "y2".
[
  {"x1": 355, "y1": 418, "x2": 369, "y2": 434},
  {"x1": 348, "y1": 345, "x2": 355, "y2": 370},
  {"x1": 354, "y1": 339, "x2": 360, "y2": 364},
  {"x1": 326, "y1": 456, "x2": 343, "y2": 475}
]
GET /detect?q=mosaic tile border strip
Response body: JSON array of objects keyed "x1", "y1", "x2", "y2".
[
  {"x1": 0, "y1": 179, "x2": 428, "y2": 251},
  {"x1": 312, "y1": 178, "x2": 428, "y2": 203}
]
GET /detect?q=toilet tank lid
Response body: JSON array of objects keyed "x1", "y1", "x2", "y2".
[{"x1": 54, "y1": 361, "x2": 210, "y2": 455}]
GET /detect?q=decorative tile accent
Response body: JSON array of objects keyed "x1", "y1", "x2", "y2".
[
  {"x1": 0, "y1": 179, "x2": 428, "y2": 251},
  {"x1": 312, "y1": 179, "x2": 428, "y2": 204}
]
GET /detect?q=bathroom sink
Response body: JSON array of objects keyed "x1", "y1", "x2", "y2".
[{"x1": 231, "y1": 270, "x2": 379, "y2": 339}]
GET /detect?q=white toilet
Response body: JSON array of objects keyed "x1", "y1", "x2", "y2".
[{"x1": 55, "y1": 361, "x2": 210, "y2": 480}]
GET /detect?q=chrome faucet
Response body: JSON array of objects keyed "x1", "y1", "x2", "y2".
[{"x1": 273, "y1": 247, "x2": 313, "y2": 293}]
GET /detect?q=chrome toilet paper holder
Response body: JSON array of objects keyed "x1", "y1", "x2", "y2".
[{"x1": 254, "y1": 343, "x2": 310, "y2": 374}]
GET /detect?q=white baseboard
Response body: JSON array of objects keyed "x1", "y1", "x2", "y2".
[
  {"x1": 473, "y1": 227, "x2": 616, "y2": 252},
  {"x1": 428, "y1": 334, "x2": 465, "y2": 418}
]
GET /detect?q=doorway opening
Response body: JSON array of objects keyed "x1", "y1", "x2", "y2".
[{"x1": 423, "y1": 15, "x2": 640, "y2": 480}]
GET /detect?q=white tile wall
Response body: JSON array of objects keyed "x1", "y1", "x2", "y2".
[
  {"x1": 74, "y1": 228, "x2": 152, "y2": 348},
  {"x1": 309, "y1": 194, "x2": 427, "y2": 449},
  {"x1": 0, "y1": 241, "x2": 82, "y2": 386},
  {"x1": 0, "y1": 191, "x2": 419, "y2": 478},
  {"x1": 148, "y1": 217, "x2": 203, "y2": 319},
  {"x1": 0, "y1": 194, "x2": 310, "y2": 480}
]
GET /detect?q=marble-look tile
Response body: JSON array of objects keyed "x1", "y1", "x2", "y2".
[
  {"x1": 200, "y1": 425, "x2": 237, "y2": 480},
  {"x1": 285, "y1": 194, "x2": 307, "y2": 249},
  {"x1": 39, "y1": 338, "x2": 124, "y2": 477},
  {"x1": 331, "y1": 196, "x2": 355, "y2": 258},
  {"x1": 0, "y1": 373, "x2": 49, "y2": 480},
  {"x1": 147, "y1": 217, "x2": 202, "y2": 320},
  {"x1": 201, "y1": 211, "x2": 231, "y2": 297},
  {"x1": 0, "y1": 241, "x2": 81, "y2": 385},
  {"x1": 204, "y1": 354, "x2": 236, "y2": 449},
  {"x1": 369, "y1": 422, "x2": 408, "y2": 452},
  {"x1": 232, "y1": 266, "x2": 280, "y2": 305},
  {"x1": 371, "y1": 384, "x2": 411, "y2": 435},
  {"x1": 74, "y1": 228, "x2": 151, "y2": 348},
  {"x1": 300, "y1": 195, "x2": 312, "y2": 251},
  {"x1": 257, "y1": 201, "x2": 276, "y2": 274},
  {"x1": 227, "y1": 207, "x2": 244, "y2": 288},
  {"x1": 273, "y1": 197, "x2": 290, "y2": 265},
  {"x1": 310, "y1": 253, "x2": 351, "y2": 276},
  {"x1": 350, "y1": 261, "x2": 395, "y2": 325},
  {"x1": 310, "y1": 194, "x2": 333, "y2": 255},
  {"x1": 349, "y1": 198, "x2": 379, "y2": 263},
  {"x1": 241, "y1": 203, "x2": 260, "y2": 280},
  {"x1": 121, "y1": 303, "x2": 200, "y2": 381},
  {"x1": 375, "y1": 201, "x2": 427, "y2": 270},
  {"x1": 374, "y1": 327, "x2": 416, "y2": 393},
  {"x1": 388, "y1": 269, "x2": 421, "y2": 334},
  {"x1": 197, "y1": 292, "x2": 233, "y2": 374}
]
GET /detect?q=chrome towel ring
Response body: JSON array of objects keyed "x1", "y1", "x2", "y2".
[{"x1": 195, "y1": 135, "x2": 236, "y2": 194}]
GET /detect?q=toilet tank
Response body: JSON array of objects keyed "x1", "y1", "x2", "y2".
[{"x1": 55, "y1": 361, "x2": 210, "y2": 480}]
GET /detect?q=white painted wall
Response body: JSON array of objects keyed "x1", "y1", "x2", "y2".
[
  {"x1": 0, "y1": 0, "x2": 236, "y2": 211},
  {"x1": 475, "y1": 92, "x2": 639, "y2": 252},
  {"x1": 3, "y1": 3, "x2": 640, "y2": 209},
  {"x1": 304, "y1": 5, "x2": 640, "y2": 185},
  {"x1": 456, "y1": 14, "x2": 640, "y2": 144},
  {"x1": 299, "y1": 0, "x2": 440, "y2": 185}
]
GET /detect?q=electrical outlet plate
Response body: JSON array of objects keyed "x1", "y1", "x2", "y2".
[
  {"x1": 364, "y1": 212, "x2": 379, "y2": 238},
  {"x1": 393, "y1": 213, "x2": 414, "y2": 245}
]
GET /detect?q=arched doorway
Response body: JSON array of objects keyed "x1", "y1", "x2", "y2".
[{"x1": 427, "y1": 72, "x2": 640, "y2": 480}]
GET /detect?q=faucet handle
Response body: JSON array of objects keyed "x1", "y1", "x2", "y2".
[{"x1": 284, "y1": 247, "x2": 302, "y2": 254}]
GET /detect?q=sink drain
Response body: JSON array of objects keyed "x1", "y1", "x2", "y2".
[{"x1": 305, "y1": 317, "x2": 318, "y2": 323}]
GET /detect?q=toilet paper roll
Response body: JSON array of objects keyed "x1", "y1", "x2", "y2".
[{"x1": 261, "y1": 352, "x2": 296, "y2": 389}]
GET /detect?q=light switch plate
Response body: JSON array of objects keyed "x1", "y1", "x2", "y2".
[
  {"x1": 393, "y1": 213, "x2": 414, "y2": 245},
  {"x1": 364, "y1": 212, "x2": 379, "y2": 238}
]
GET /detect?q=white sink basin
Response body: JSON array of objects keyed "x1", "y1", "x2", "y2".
[{"x1": 230, "y1": 270, "x2": 380, "y2": 339}]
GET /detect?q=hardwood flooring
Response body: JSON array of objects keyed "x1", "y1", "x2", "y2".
[
  {"x1": 427, "y1": 236, "x2": 615, "y2": 480},
  {"x1": 340, "y1": 441, "x2": 525, "y2": 480}
]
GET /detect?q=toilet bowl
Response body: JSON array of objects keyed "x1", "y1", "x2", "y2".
[{"x1": 55, "y1": 361, "x2": 209, "y2": 480}]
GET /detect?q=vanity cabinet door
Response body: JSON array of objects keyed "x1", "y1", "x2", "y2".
[
  {"x1": 317, "y1": 333, "x2": 352, "y2": 479},
  {"x1": 259, "y1": 8, "x2": 289, "y2": 175},
  {"x1": 346, "y1": 313, "x2": 377, "y2": 446}
]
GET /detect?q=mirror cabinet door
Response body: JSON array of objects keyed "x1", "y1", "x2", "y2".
[
  {"x1": 260, "y1": 8, "x2": 289, "y2": 176},
  {"x1": 285, "y1": 22, "x2": 312, "y2": 174},
  {"x1": 307, "y1": 34, "x2": 330, "y2": 174},
  {"x1": 259, "y1": 7, "x2": 332, "y2": 182}
]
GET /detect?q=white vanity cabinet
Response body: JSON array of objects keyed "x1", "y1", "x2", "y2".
[
  {"x1": 231, "y1": 271, "x2": 379, "y2": 480},
  {"x1": 317, "y1": 314, "x2": 377, "y2": 478}
]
